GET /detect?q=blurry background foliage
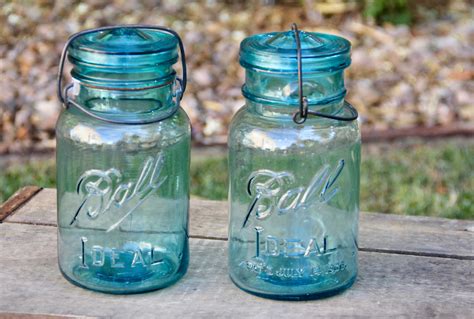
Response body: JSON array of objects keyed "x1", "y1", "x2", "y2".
[
  {"x1": 363, "y1": 0, "x2": 412, "y2": 25},
  {"x1": 263, "y1": 0, "x2": 451, "y2": 26}
]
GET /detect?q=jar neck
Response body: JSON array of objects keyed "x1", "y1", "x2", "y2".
[
  {"x1": 246, "y1": 99, "x2": 344, "y2": 121},
  {"x1": 71, "y1": 77, "x2": 176, "y2": 115},
  {"x1": 243, "y1": 69, "x2": 346, "y2": 105},
  {"x1": 243, "y1": 69, "x2": 346, "y2": 119}
]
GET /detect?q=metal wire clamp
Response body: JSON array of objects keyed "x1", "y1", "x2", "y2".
[
  {"x1": 57, "y1": 25, "x2": 187, "y2": 125},
  {"x1": 291, "y1": 23, "x2": 358, "y2": 124}
]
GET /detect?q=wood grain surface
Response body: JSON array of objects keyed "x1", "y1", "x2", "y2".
[
  {"x1": 1, "y1": 223, "x2": 473, "y2": 318},
  {"x1": 5, "y1": 188, "x2": 474, "y2": 259},
  {"x1": 0, "y1": 186, "x2": 41, "y2": 222},
  {"x1": 1, "y1": 188, "x2": 473, "y2": 318}
]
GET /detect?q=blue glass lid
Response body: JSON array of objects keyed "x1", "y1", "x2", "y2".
[
  {"x1": 68, "y1": 27, "x2": 179, "y2": 67},
  {"x1": 240, "y1": 29, "x2": 351, "y2": 73}
]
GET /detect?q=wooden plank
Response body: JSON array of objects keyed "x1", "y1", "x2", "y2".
[
  {"x1": 0, "y1": 223, "x2": 472, "y2": 318},
  {"x1": 0, "y1": 186, "x2": 42, "y2": 222},
  {"x1": 359, "y1": 213, "x2": 474, "y2": 260},
  {"x1": 4, "y1": 189, "x2": 55, "y2": 226},
  {"x1": 6, "y1": 188, "x2": 474, "y2": 259}
]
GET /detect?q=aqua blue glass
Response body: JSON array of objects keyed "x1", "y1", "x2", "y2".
[
  {"x1": 228, "y1": 28, "x2": 361, "y2": 300},
  {"x1": 56, "y1": 26, "x2": 190, "y2": 294}
]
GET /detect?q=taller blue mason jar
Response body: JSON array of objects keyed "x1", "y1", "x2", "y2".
[
  {"x1": 56, "y1": 26, "x2": 190, "y2": 294},
  {"x1": 228, "y1": 25, "x2": 361, "y2": 300}
]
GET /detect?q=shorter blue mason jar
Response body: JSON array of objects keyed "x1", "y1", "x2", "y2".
[
  {"x1": 228, "y1": 25, "x2": 361, "y2": 300},
  {"x1": 56, "y1": 26, "x2": 190, "y2": 294}
]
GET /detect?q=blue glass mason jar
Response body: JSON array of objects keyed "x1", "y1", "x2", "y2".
[
  {"x1": 228, "y1": 25, "x2": 361, "y2": 300},
  {"x1": 56, "y1": 26, "x2": 190, "y2": 294}
]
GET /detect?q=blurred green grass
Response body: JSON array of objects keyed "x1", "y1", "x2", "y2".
[{"x1": 1, "y1": 141, "x2": 473, "y2": 219}]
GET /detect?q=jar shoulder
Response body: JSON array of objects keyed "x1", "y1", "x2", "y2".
[
  {"x1": 56, "y1": 107, "x2": 191, "y2": 147},
  {"x1": 229, "y1": 105, "x2": 360, "y2": 150}
]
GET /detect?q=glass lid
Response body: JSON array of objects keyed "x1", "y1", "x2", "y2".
[
  {"x1": 68, "y1": 27, "x2": 179, "y2": 67},
  {"x1": 240, "y1": 29, "x2": 351, "y2": 73}
]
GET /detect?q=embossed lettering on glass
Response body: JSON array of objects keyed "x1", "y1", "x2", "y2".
[
  {"x1": 228, "y1": 24, "x2": 361, "y2": 300},
  {"x1": 56, "y1": 26, "x2": 191, "y2": 294}
]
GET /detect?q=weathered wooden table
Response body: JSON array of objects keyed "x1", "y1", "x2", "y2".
[{"x1": 0, "y1": 187, "x2": 473, "y2": 318}]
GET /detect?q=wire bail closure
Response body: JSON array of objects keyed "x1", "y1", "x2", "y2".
[
  {"x1": 57, "y1": 25, "x2": 187, "y2": 125},
  {"x1": 291, "y1": 23, "x2": 358, "y2": 125}
]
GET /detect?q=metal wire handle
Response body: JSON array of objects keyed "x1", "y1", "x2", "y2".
[
  {"x1": 57, "y1": 24, "x2": 187, "y2": 125},
  {"x1": 291, "y1": 23, "x2": 358, "y2": 124}
]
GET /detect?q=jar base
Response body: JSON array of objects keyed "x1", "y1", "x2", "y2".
[
  {"x1": 59, "y1": 260, "x2": 188, "y2": 294},
  {"x1": 229, "y1": 273, "x2": 356, "y2": 301}
]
